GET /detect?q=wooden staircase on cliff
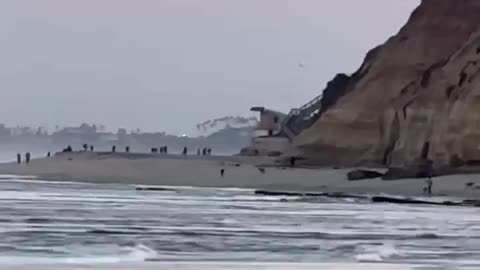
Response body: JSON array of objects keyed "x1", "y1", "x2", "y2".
[{"x1": 282, "y1": 94, "x2": 323, "y2": 141}]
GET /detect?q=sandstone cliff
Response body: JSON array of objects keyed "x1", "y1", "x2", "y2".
[{"x1": 296, "y1": 0, "x2": 480, "y2": 168}]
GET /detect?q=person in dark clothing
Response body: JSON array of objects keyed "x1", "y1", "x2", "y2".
[
  {"x1": 47, "y1": 152, "x2": 51, "y2": 157},
  {"x1": 182, "y1": 147, "x2": 187, "y2": 155},
  {"x1": 126, "y1": 146, "x2": 130, "y2": 153},
  {"x1": 112, "y1": 146, "x2": 116, "y2": 153},
  {"x1": 25, "y1": 152, "x2": 31, "y2": 164},
  {"x1": 90, "y1": 145, "x2": 94, "y2": 152},
  {"x1": 290, "y1": 156, "x2": 296, "y2": 167},
  {"x1": 16, "y1": 153, "x2": 21, "y2": 164},
  {"x1": 220, "y1": 168, "x2": 225, "y2": 177},
  {"x1": 207, "y1": 148, "x2": 212, "y2": 155},
  {"x1": 425, "y1": 178, "x2": 433, "y2": 196},
  {"x1": 83, "y1": 144, "x2": 88, "y2": 151},
  {"x1": 424, "y1": 160, "x2": 434, "y2": 196},
  {"x1": 202, "y1": 148, "x2": 207, "y2": 156}
]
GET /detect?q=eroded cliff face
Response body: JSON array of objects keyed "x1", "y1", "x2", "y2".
[{"x1": 296, "y1": 0, "x2": 480, "y2": 167}]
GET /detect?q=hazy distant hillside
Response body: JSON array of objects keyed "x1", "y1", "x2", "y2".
[{"x1": 203, "y1": 125, "x2": 254, "y2": 154}]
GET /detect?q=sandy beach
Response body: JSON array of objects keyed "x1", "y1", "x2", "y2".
[{"x1": 0, "y1": 152, "x2": 479, "y2": 198}]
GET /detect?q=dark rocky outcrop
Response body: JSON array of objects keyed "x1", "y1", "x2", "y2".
[
  {"x1": 135, "y1": 187, "x2": 174, "y2": 191},
  {"x1": 371, "y1": 196, "x2": 460, "y2": 206},
  {"x1": 255, "y1": 189, "x2": 480, "y2": 207},
  {"x1": 347, "y1": 169, "x2": 383, "y2": 181},
  {"x1": 319, "y1": 74, "x2": 352, "y2": 115},
  {"x1": 382, "y1": 167, "x2": 418, "y2": 180},
  {"x1": 255, "y1": 190, "x2": 304, "y2": 196},
  {"x1": 254, "y1": 190, "x2": 367, "y2": 199}
]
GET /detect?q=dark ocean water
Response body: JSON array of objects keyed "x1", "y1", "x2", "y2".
[{"x1": 0, "y1": 176, "x2": 479, "y2": 269}]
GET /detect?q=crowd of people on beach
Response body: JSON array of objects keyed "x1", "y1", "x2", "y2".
[{"x1": 57, "y1": 144, "x2": 214, "y2": 157}]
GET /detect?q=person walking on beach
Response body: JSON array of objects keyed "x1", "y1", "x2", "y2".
[
  {"x1": 16, "y1": 153, "x2": 21, "y2": 164},
  {"x1": 423, "y1": 159, "x2": 434, "y2": 196},
  {"x1": 25, "y1": 152, "x2": 31, "y2": 164},
  {"x1": 425, "y1": 177, "x2": 433, "y2": 196}
]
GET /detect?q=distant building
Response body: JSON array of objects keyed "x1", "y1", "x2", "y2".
[
  {"x1": 9, "y1": 126, "x2": 35, "y2": 137},
  {"x1": 0, "y1": 124, "x2": 11, "y2": 137},
  {"x1": 97, "y1": 133, "x2": 118, "y2": 143},
  {"x1": 55, "y1": 123, "x2": 96, "y2": 136},
  {"x1": 52, "y1": 123, "x2": 117, "y2": 143}
]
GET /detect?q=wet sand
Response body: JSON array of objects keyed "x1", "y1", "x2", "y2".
[
  {"x1": 8, "y1": 262, "x2": 418, "y2": 270},
  {"x1": 0, "y1": 152, "x2": 479, "y2": 197}
]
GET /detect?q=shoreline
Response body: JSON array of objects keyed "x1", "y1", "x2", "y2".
[{"x1": 0, "y1": 152, "x2": 479, "y2": 199}]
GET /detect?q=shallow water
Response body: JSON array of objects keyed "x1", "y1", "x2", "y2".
[{"x1": 0, "y1": 177, "x2": 479, "y2": 269}]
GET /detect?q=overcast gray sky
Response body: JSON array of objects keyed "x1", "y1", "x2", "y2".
[{"x1": 0, "y1": 0, "x2": 420, "y2": 135}]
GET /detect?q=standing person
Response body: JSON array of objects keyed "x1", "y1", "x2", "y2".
[
  {"x1": 182, "y1": 147, "x2": 187, "y2": 155},
  {"x1": 47, "y1": 152, "x2": 51, "y2": 158},
  {"x1": 207, "y1": 148, "x2": 212, "y2": 155},
  {"x1": 83, "y1": 144, "x2": 88, "y2": 151},
  {"x1": 425, "y1": 178, "x2": 433, "y2": 196},
  {"x1": 90, "y1": 145, "x2": 94, "y2": 152},
  {"x1": 424, "y1": 160, "x2": 434, "y2": 196},
  {"x1": 112, "y1": 145, "x2": 116, "y2": 153},
  {"x1": 25, "y1": 152, "x2": 31, "y2": 164},
  {"x1": 16, "y1": 153, "x2": 21, "y2": 164},
  {"x1": 202, "y1": 148, "x2": 207, "y2": 156},
  {"x1": 126, "y1": 146, "x2": 130, "y2": 153},
  {"x1": 290, "y1": 156, "x2": 296, "y2": 168},
  {"x1": 220, "y1": 168, "x2": 225, "y2": 177}
]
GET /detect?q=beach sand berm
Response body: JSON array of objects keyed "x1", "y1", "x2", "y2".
[{"x1": 0, "y1": 152, "x2": 479, "y2": 198}]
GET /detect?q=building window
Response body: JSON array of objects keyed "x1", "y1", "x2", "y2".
[{"x1": 268, "y1": 130, "x2": 273, "y2": 136}]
